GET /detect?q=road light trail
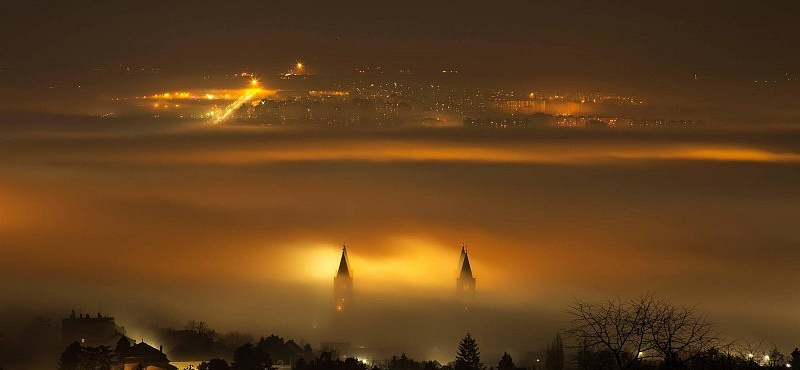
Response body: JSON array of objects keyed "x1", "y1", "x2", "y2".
[{"x1": 209, "y1": 88, "x2": 261, "y2": 125}]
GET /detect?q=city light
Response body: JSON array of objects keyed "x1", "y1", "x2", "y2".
[{"x1": 209, "y1": 88, "x2": 261, "y2": 125}]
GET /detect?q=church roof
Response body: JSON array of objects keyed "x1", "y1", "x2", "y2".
[{"x1": 337, "y1": 244, "x2": 350, "y2": 277}]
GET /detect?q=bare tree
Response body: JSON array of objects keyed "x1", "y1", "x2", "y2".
[
  {"x1": 731, "y1": 339, "x2": 767, "y2": 365},
  {"x1": 566, "y1": 294, "x2": 719, "y2": 370},
  {"x1": 565, "y1": 295, "x2": 656, "y2": 370},
  {"x1": 767, "y1": 346, "x2": 787, "y2": 368},
  {"x1": 648, "y1": 302, "x2": 719, "y2": 370},
  {"x1": 574, "y1": 339, "x2": 615, "y2": 370}
]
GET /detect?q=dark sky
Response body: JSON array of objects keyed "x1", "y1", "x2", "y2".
[{"x1": 3, "y1": 0, "x2": 799, "y2": 81}]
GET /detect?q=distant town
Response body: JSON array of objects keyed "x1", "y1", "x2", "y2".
[{"x1": 75, "y1": 62, "x2": 707, "y2": 129}]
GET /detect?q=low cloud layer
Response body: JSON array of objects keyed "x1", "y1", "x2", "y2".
[{"x1": 1, "y1": 118, "x2": 799, "y2": 357}]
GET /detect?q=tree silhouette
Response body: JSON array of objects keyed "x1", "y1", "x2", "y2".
[
  {"x1": 545, "y1": 334, "x2": 564, "y2": 370},
  {"x1": 79, "y1": 345, "x2": 114, "y2": 370},
  {"x1": 343, "y1": 357, "x2": 366, "y2": 370},
  {"x1": 58, "y1": 341, "x2": 83, "y2": 370},
  {"x1": 233, "y1": 343, "x2": 272, "y2": 370},
  {"x1": 497, "y1": 352, "x2": 515, "y2": 370},
  {"x1": 574, "y1": 339, "x2": 615, "y2": 370},
  {"x1": 566, "y1": 296, "x2": 653, "y2": 370},
  {"x1": 303, "y1": 351, "x2": 366, "y2": 370},
  {"x1": 566, "y1": 295, "x2": 719, "y2": 370},
  {"x1": 389, "y1": 353, "x2": 421, "y2": 370},
  {"x1": 303, "y1": 343, "x2": 314, "y2": 360},
  {"x1": 293, "y1": 358, "x2": 307, "y2": 370},
  {"x1": 791, "y1": 348, "x2": 800, "y2": 369},
  {"x1": 186, "y1": 320, "x2": 211, "y2": 334},
  {"x1": 421, "y1": 361, "x2": 440, "y2": 370},
  {"x1": 648, "y1": 302, "x2": 718, "y2": 370},
  {"x1": 767, "y1": 347, "x2": 786, "y2": 368},
  {"x1": 59, "y1": 342, "x2": 115, "y2": 370},
  {"x1": 200, "y1": 358, "x2": 231, "y2": 370},
  {"x1": 455, "y1": 333, "x2": 483, "y2": 370}
]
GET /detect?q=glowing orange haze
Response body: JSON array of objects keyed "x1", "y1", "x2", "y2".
[
  {"x1": 1, "y1": 125, "x2": 800, "y2": 352},
  {"x1": 5, "y1": 131, "x2": 800, "y2": 166}
]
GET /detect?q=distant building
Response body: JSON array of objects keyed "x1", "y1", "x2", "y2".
[
  {"x1": 334, "y1": 243, "x2": 353, "y2": 312},
  {"x1": 457, "y1": 244, "x2": 476, "y2": 307},
  {"x1": 115, "y1": 338, "x2": 177, "y2": 370},
  {"x1": 62, "y1": 310, "x2": 125, "y2": 347}
]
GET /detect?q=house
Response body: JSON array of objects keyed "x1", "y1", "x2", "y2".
[{"x1": 115, "y1": 337, "x2": 177, "y2": 370}]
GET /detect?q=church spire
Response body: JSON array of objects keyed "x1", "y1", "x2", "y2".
[
  {"x1": 334, "y1": 242, "x2": 353, "y2": 312},
  {"x1": 459, "y1": 244, "x2": 473, "y2": 279},
  {"x1": 457, "y1": 243, "x2": 476, "y2": 308},
  {"x1": 337, "y1": 243, "x2": 351, "y2": 277}
]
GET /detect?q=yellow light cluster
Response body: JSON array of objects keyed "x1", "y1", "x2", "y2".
[
  {"x1": 309, "y1": 90, "x2": 349, "y2": 97},
  {"x1": 152, "y1": 103, "x2": 181, "y2": 109},
  {"x1": 138, "y1": 90, "x2": 240, "y2": 101},
  {"x1": 148, "y1": 92, "x2": 193, "y2": 100}
]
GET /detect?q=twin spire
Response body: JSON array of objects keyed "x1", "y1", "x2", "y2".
[{"x1": 334, "y1": 242, "x2": 476, "y2": 311}]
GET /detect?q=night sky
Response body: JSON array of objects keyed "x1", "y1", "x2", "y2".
[
  {"x1": 3, "y1": 1, "x2": 799, "y2": 80},
  {"x1": 1, "y1": 0, "x2": 799, "y2": 364}
]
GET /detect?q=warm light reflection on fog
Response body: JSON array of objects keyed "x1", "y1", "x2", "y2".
[
  {"x1": 1, "y1": 125, "x2": 800, "y2": 351},
  {"x1": 5, "y1": 134, "x2": 800, "y2": 166},
  {"x1": 105, "y1": 142, "x2": 800, "y2": 165},
  {"x1": 279, "y1": 238, "x2": 482, "y2": 295}
]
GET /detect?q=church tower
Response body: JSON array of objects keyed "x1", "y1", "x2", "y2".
[
  {"x1": 457, "y1": 244, "x2": 476, "y2": 307},
  {"x1": 334, "y1": 243, "x2": 353, "y2": 312}
]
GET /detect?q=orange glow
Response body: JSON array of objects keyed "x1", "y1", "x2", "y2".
[
  {"x1": 279, "y1": 238, "x2": 480, "y2": 296},
  {"x1": 136, "y1": 88, "x2": 275, "y2": 102},
  {"x1": 123, "y1": 141, "x2": 800, "y2": 166},
  {"x1": 0, "y1": 186, "x2": 38, "y2": 231}
]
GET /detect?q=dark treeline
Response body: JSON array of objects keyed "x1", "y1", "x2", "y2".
[
  {"x1": 2, "y1": 296, "x2": 799, "y2": 370},
  {"x1": 184, "y1": 296, "x2": 800, "y2": 370},
  {"x1": 565, "y1": 294, "x2": 800, "y2": 370},
  {"x1": 572, "y1": 343, "x2": 800, "y2": 370}
]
